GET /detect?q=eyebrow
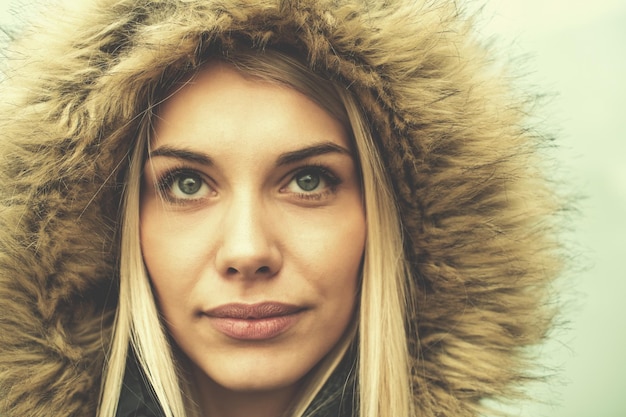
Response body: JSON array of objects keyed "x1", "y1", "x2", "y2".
[
  {"x1": 148, "y1": 146, "x2": 213, "y2": 166},
  {"x1": 148, "y1": 142, "x2": 351, "y2": 167},
  {"x1": 275, "y1": 142, "x2": 352, "y2": 166}
]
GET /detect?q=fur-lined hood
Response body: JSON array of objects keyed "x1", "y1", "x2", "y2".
[{"x1": 0, "y1": 0, "x2": 561, "y2": 415}]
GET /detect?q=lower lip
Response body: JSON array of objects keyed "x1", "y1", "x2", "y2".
[{"x1": 207, "y1": 313, "x2": 301, "y2": 340}]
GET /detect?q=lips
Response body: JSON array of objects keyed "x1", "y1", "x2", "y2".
[
  {"x1": 204, "y1": 302, "x2": 304, "y2": 340},
  {"x1": 204, "y1": 302, "x2": 303, "y2": 319}
]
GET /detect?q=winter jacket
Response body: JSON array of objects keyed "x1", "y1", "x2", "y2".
[
  {"x1": 0, "y1": 0, "x2": 562, "y2": 416},
  {"x1": 115, "y1": 348, "x2": 356, "y2": 417}
]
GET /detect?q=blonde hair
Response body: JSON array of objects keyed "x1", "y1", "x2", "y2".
[{"x1": 98, "y1": 48, "x2": 414, "y2": 417}]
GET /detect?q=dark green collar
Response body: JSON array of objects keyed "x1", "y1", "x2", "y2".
[{"x1": 117, "y1": 351, "x2": 356, "y2": 417}]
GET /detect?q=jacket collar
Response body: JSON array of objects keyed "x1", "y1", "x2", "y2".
[{"x1": 117, "y1": 349, "x2": 357, "y2": 417}]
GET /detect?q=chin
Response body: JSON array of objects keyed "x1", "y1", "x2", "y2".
[
  {"x1": 191, "y1": 354, "x2": 311, "y2": 394},
  {"x1": 207, "y1": 370, "x2": 307, "y2": 394}
]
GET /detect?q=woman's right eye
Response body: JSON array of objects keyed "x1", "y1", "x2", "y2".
[{"x1": 157, "y1": 169, "x2": 213, "y2": 201}]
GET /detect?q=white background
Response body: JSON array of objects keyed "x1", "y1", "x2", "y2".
[
  {"x1": 1, "y1": 0, "x2": 625, "y2": 416},
  {"x1": 476, "y1": 2, "x2": 626, "y2": 416}
]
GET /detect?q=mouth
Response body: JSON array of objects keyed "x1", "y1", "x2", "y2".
[
  {"x1": 203, "y1": 302, "x2": 305, "y2": 340},
  {"x1": 204, "y1": 302, "x2": 303, "y2": 319}
]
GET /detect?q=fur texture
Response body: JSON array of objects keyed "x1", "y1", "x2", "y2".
[{"x1": 0, "y1": 0, "x2": 562, "y2": 415}]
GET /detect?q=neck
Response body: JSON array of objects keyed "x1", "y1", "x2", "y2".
[{"x1": 192, "y1": 370, "x2": 302, "y2": 417}]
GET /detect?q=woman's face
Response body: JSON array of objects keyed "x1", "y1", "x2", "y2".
[{"x1": 140, "y1": 63, "x2": 365, "y2": 399}]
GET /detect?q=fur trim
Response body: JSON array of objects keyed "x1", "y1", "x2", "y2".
[{"x1": 0, "y1": 0, "x2": 562, "y2": 415}]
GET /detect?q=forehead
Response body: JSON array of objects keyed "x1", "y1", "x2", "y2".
[{"x1": 152, "y1": 63, "x2": 351, "y2": 162}]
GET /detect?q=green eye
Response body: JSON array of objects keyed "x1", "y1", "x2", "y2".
[
  {"x1": 177, "y1": 173, "x2": 202, "y2": 195},
  {"x1": 156, "y1": 168, "x2": 213, "y2": 203},
  {"x1": 295, "y1": 172, "x2": 321, "y2": 191}
]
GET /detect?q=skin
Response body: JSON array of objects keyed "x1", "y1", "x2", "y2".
[{"x1": 140, "y1": 63, "x2": 366, "y2": 417}]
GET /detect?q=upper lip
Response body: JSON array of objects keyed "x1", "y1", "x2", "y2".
[{"x1": 204, "y1": 302, "x2": 303, "y2": 319}]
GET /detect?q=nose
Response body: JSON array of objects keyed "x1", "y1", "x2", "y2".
[{"x1": 214, "y1": 195, "x2": 282, "y2": 280}]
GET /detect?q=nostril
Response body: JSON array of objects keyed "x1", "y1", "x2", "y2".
[
  {"x1": 224, "y1": 265, "x2": 272, "y2": 276},
  {"x1": 256, "y1": 266, "x2": 270, "y2": 274}
]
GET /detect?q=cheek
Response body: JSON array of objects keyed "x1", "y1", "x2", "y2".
[
  {"x1": 307, "y1": 213, "x2": 365, "y2": 353},
  {"x1": 140, "y1": 208, "x2": 170, "y2": 281},
  {"x1": 139, "y1": 203, "x2": 202, "y2": 302},
  {"x1": 298, "y1": 207, "x2": 366, "y2": 301}
]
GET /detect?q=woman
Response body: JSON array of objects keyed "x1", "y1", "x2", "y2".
[{"x1": 0, "y1": 0, "x2": 562, "y2": 416}]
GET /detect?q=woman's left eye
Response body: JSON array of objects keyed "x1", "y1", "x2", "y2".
[
  {"x1": 283, "y1": 166, "x2": 340, "y2": 197},
  {"x1": 295, "y1": 171, "x2": 322, "y2": 191}
]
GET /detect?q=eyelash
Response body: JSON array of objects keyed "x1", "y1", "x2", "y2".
[
  {"x1": 155, "y1": 166, "x2": 212, "y2": 203},
  {"x1": 153, "y1": 163, "x2": 342, "y2": 204},
  {"x1": 284, "y1": 164, "x2": 342, "y2": 201}
]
